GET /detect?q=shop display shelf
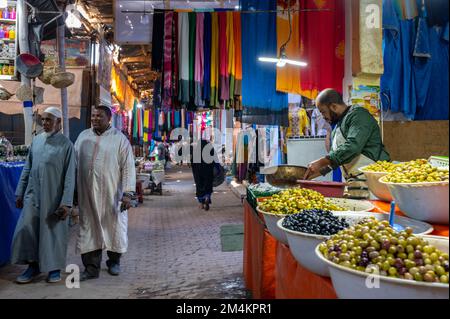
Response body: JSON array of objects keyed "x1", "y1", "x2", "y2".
[{"x1": 316, "y1": 235, "x2": 449, "y2": 299}]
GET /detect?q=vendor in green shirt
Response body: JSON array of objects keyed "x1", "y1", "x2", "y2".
[{"x1": 304, "y1": 89, "x2": 390, "y2": 183}]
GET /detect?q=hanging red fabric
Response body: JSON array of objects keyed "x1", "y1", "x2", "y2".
[{"x1": 298, "y1": 0, "x2": 345, "y2": 99}]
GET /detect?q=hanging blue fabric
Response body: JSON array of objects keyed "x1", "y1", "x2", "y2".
[
  {"x1": 174, "y1": 111, "x2": 181, "y2": 128},
  {"x1": 240, "y1": 0, "x2": 288, "y2": 127},
  {"x1": 413, "y1": 2, "x2": 449, "y2": 120},
  {"x1": 380, "y1": 0, "x2": 417, "y2": 119}
]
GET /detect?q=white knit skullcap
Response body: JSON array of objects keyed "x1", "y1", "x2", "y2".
[{"x1": 43, "y1": 107, "x2": 62, "y2": 118}]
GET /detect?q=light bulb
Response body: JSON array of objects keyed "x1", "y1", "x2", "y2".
[
  {"x1": 66, "y1": 11, "x2": 82, "y2": 29},
  {"x1": 141, "y1": 13, "x2": 150, "y2": 25},
  {"x1": 276, "y1": 59, "x2": 287, "y2": 68}
]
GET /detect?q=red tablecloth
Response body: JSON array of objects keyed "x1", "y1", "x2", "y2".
[{"x1": 243, "y1": 200, "x2": 449, "y2": 299}]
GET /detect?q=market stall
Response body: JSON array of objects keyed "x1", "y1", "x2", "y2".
[
  {"x1": 244, "y1": 158, "x2": 449, "y2": 299},
  {"x1": 0, "y1": 161, "x2": 24, "y2": 266}
]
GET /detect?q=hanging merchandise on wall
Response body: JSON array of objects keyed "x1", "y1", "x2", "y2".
[
  {"x1": 152, "y1": 8, "x2": 243, "y2": 111},
  {"x1": 297, "y1": 0, "x2": 345, "y2": 99},
  {"x1": 380, "y1": 0, "x2": 449, "y2": 120},
  {"x1": 241, "y1": 0, "x2": 289, "y2": 127}
]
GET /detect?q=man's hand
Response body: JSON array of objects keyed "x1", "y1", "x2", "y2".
[
  {"x1": 120, "y1": 195, "x2": 132, "y2": 212},
  {"x1": 16, "y1": 197, "x2": 24, "y2": 209},
  {"x1": 303, "y1": 157, "x2": 332, "y2": 180},
  {"x1": 55, "y1": 206, "x2": 71, "y2": 221}
]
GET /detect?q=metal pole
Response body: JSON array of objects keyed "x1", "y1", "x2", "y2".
[
  {"x1": 57, "y1": 23, "x2": 70, "y2": 138},
  {"x1": 17, "y1": 0, "x2": 34, "y2": 145}
]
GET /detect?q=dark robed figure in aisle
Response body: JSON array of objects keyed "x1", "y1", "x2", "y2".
[{"x1": 11, "y1": 107, "x2": 76, "y2": 284}]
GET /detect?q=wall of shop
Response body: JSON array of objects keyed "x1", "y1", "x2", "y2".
[{"x1": 383, "y1": 121, "x2": 449, "y2": 161}]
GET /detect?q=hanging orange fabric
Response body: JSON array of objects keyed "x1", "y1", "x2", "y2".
[
  {"x1": 227, "y1": 11, "x2": 235, "y2": 105},
  {"x1": 298, "y1": 0, "x2": 345, "y2": 99},
  {"x1": 276, "y1": 0, "x2": 302, "y2": 95}
]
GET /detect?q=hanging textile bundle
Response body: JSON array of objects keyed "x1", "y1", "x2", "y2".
[
  {"x1": 194, "y1": 13, "x2": 205, "y2": 107},
  {"x1": 163, "y1": 11, "x2": 174, "y2": 109},
  {"x1": 178, "y1": 13, "x2": 190, "y2": 105},
  {"x1": 241, "y1": 0, "x2": 289, "y2": 127}
]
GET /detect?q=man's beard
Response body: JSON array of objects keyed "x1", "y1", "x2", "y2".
[{"x1": 329, "y1": 110, "x2": 341, "y2": 126}]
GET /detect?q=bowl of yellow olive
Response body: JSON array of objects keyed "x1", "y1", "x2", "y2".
[
  {"x1": 316, "y1": 218, "x2": 449, "y2": 299},
  {"x1": 359, "y1": 161, "x2": 397, "y2": 202},
  {"x1": 256, "y1": 188, "x2": 346, "y2": 244},
  {"x1": 379, "y1": 160, "x2": 449, "y2": 224}
]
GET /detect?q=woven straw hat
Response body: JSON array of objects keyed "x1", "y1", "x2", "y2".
[
  {"x1": 51, "y1": 70, "x2": 75, "y2": 89},
  {"x1": 15, "y1": 84, "x2": 33, "y2": 101},
  {"x1": 0, "y1": 85, "x2": 13, "y2": 101}
]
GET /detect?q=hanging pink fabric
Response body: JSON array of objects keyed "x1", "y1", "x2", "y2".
[
  {"x1": 163, "y1": 11, "x2": 174, "y2": 109},
  {"x1": 194, "y1": 13, "x2": 205, "y2": 107},
  {"x1": 218, "y1": 12, "x2": 229, "y2": 102}
]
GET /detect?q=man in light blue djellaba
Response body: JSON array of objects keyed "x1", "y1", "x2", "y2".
[{"x1": 11, "y1": 106, "x2": 76, "y2": 284}]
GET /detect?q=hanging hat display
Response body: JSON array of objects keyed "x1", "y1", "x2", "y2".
[
  {"x1": 15, "y1": 53, "x2": 43, "y2": 78},
  {"x1": 15, "y1": 84, "x2": 33, "y2": 101},
  {"x1": 39, "y1": 65, "x2": 62, "y2": 85},
  {"x1": 50, "y1": 69, "x2": 75, "y2": 88},
  {"x1": 34, "y1": 86, "x2": 45, "y2": 105},
  {"x1": 0, "y1": 84, "x2": 13, "y2": 101}
]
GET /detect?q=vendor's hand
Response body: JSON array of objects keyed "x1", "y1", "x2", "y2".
[
  {"x1": 304, "y1": 157, "x2": 331, "y2": 180},
  {"x1": 120, "y1": 195, "x2": 132, "y2": 212},
  {"x1": 16, "y1": 197, "x2": 23, "y2": 209}
]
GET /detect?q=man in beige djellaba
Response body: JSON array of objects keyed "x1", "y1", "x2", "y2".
[{"x1": 74, "y1": 105, "x2": 136, "y2": 281}]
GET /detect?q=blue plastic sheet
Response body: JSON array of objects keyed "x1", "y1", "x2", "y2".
[{"x1": 0, "y1": 162, "x2": 24, "y2": 266}]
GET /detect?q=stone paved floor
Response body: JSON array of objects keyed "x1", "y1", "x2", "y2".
[{"x1": 0, "y1": 167, "x2": 249, "y2": 299}]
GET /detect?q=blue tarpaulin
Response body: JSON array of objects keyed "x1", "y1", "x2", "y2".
[{"x1": 0, "y1": 162, "x2": 24, "y2": 266}]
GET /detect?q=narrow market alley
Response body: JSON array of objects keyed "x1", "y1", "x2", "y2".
[{"x1": 0, "y1": 167, "x2": 248, "y2": 299}]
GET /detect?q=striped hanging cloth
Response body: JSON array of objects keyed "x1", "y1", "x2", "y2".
[
  {"x1": 233, "y1": 12, "x2": 243, "y2": 111},
  {"x1": 132, "y1": 100, "x2": 138, "y2": 144},
  {"x1": 194, "y1": 13, "x2": 205, "y2": 107},
  {"x1": 189, "y1": 12, "x2": 197, "y2": 103},
  {"x1": 178, "y1": 13, "x2": 190, "y2": 104},
  {"x1": 203, "y1": 12, "x2": 212, "y2": 103},
  {"x1": 218, "y1": 12, "x2": 229, "y2": 102},
  {"x1": 175, "y1": 110, "x2": 181, "y2": 128},
  {"x1": 210, "y1": 12, "x2": 220, "y2": 108},
  {"x1": 181, "y1": 108, "x2": 186, "y2": 129},
  {"x1": 163, "y1": 11, "x2": 174, "y2": 109},
  {"x1": 144, "y1": 109, "x2": 149, "y2": 143},
  {"x1": 227, "y1": 11, "x2": 236, "y2": 107},
  {"x1": 167, "y1": 111, "x2": 171, "y2": 131},
  {"x1": 139, "y1": 107, "x2": 144, "y2": 144},
  {"x1": 172, "y1": 12, "x2": 179, "y2": 107}
]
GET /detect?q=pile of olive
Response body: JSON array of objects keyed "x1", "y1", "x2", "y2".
[
  {"x1": 318, "y1": 218, "x2": 449, "y2": 284},
  {"x1": 383, "y1": 159, "x2": 448, "y2": 183},
  {"x1": 282, "y1": 210, "x2": 349, "y2": 236},
  {"x1": 258, "y1": 188, "x2": 344, "y2": 216},
  {"x1": 364, "y1": 161, "x2": 399, "y2": 173}
]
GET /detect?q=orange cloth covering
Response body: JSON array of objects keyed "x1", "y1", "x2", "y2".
[
  {"x1": 276, "y1": 0, "x2": 302, "y2": 94},
  {"x1": 243, "y1": 199, "x2": 449, "y2": 299}
]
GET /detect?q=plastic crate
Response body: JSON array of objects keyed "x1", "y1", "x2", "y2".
[{"x1": 429, "y1": 156, "x2": 449, "y2": 170}]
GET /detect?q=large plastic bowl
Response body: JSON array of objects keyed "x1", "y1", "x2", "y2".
[
  {"x1": 358, "y1": 166, "x2": 393, "y2": 202},
  {"x1": 277, "y1": 218, "x2": 330, "y2": 276},
  {"x1": 326, "y1": 197, "x2": 375, "y2": 212},
  {"x1": 256, "y1": 207, "x2": 288, "y2": 244},
  {"x1": 277, "y1": 211, "x2": 433, "y2": 278},
  {"x1": 297, "y1": 180, "x2": 345, "y2": 198},
  {"x1": 380, "y1": 177, "x2": 449, "y2": 224},
  {"x1": 315, "y1": 235, "x2": 449, "y2": 299}
]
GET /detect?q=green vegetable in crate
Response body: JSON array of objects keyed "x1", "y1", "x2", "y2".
[
  {"x1": 318, "y1": 218, "x2": 449, "y2": 284},
  {"x1": 258, "y1": 188, "x2": 344, "y2": 215}
]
